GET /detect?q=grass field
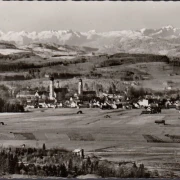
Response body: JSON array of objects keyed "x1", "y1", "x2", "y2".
[{"x1": 0, "y1": 107, "x2": 180, "y2": 175}]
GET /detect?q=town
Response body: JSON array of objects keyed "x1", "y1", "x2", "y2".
[{"x1": 14, "y1": 76, "x2": 180, "y2": 114}]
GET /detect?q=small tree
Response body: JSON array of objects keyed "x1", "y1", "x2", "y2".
[
  {"x1": 60, "y1": 164, "x2": 68, "y2": 177},
  {"x1": 111, "y1": 83, "x2": 116, "y2": 94},
  {"x1": 108, "y1": 86, "x2": 113, "y2": 94},
  {"x1": 42, "y1": 143, "x2": 46, "y2": 151},
  {"x1": 68, "y1": 158, "x2": 73, "y2": 171}
]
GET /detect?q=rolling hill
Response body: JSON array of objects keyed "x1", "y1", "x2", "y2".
[{"x1": 0, "y1": 41, "x2": 98, "y2": 60}]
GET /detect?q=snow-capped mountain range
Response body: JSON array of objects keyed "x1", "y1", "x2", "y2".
[{"x1": 1, "y1": 25, "x2": 180, "y2": 56}]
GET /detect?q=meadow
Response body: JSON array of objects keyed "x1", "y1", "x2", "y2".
[{"x1": 0, "y1": 107, "x2": 180, "y2": 177}]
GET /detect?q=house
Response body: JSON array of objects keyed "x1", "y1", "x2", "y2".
[
  {"x1": 70, "y1": 101, "x2": 77, "y2": 108},
  {"x1": 35, "y1": 90, "x2": 49, "y2": 99},
  {"x1": 102, "y1": 93, "x2": 114, "y2": 98},
  {"x1": 73, "y1": 148, "x2": 84, "y2": 158},
  {"x1": 138, "y1": 99, "x2": 149, "y2": 107},
  {"x1": 100, "y1": 93, "x2": 123, "y2": 101},
  {"x1": 16, "y1": 90, "x2": 36, "y2": 99}
]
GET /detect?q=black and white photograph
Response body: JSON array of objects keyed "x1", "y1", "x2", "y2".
[{"x1": 0, "y1": 1, "x2": 180, "y2": 178}]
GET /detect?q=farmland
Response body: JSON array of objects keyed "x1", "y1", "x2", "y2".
[{"x1": 0, "y1": 108, "x2": 180, "y2": 176}]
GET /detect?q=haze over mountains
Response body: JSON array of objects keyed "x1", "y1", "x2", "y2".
[{"x1": 1, "y1": 25, "x2": 180, "y2": 56}]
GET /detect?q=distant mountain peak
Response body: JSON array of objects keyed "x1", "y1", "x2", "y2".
[
  {"x1": 1, "y1": 26, "x2": 180, "y2": 57},
  {"x1": 140, "y1": 28, "x2": 147, "y2": 33},
  {"x1": 88, "y1": 30, "x2": 97, "y2": 34},
  {"x1": 67, "y1": 29, "x2": 73, "y2": 33},
  {"x1": 162, "y1": 25, "x2": 174, "y2": 29}
]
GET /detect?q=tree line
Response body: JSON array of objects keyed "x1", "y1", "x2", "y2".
[
  {"x1": 0, "y1": 146, "x2": 159, "y2": 178},
  {"x1": 0, "y1": 57, "x2": 87, "y2": 72},
  {"x1": 99, "y1": 54, "x2": 170, "y2": 68}
]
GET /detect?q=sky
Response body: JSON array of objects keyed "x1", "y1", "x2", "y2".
[{"x1": 0, "y1": 1, "x2": 180, "y2": 32}]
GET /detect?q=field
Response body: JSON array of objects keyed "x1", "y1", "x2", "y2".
[
  {"x1": 1, "y1": 61, "x2": 180, "y2": 95},
  {"x1": 0, "y1": 108, "x2": 180, "y2": 175}
]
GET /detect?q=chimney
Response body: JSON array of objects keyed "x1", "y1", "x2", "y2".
[
  {"x1": 49, "y1": 76, "x2": 54, "y2": 100},
  {"x1": 78, "y1": 79, "x2": 83, "y2": 95}
]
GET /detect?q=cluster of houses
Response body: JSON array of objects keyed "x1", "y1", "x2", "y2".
[
  {"x1": 16, "y1": 78, "x2": 104, "y2": 108},
  {"x1": 15, "y1": 76, "x2": 180, "y2": 111}
]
